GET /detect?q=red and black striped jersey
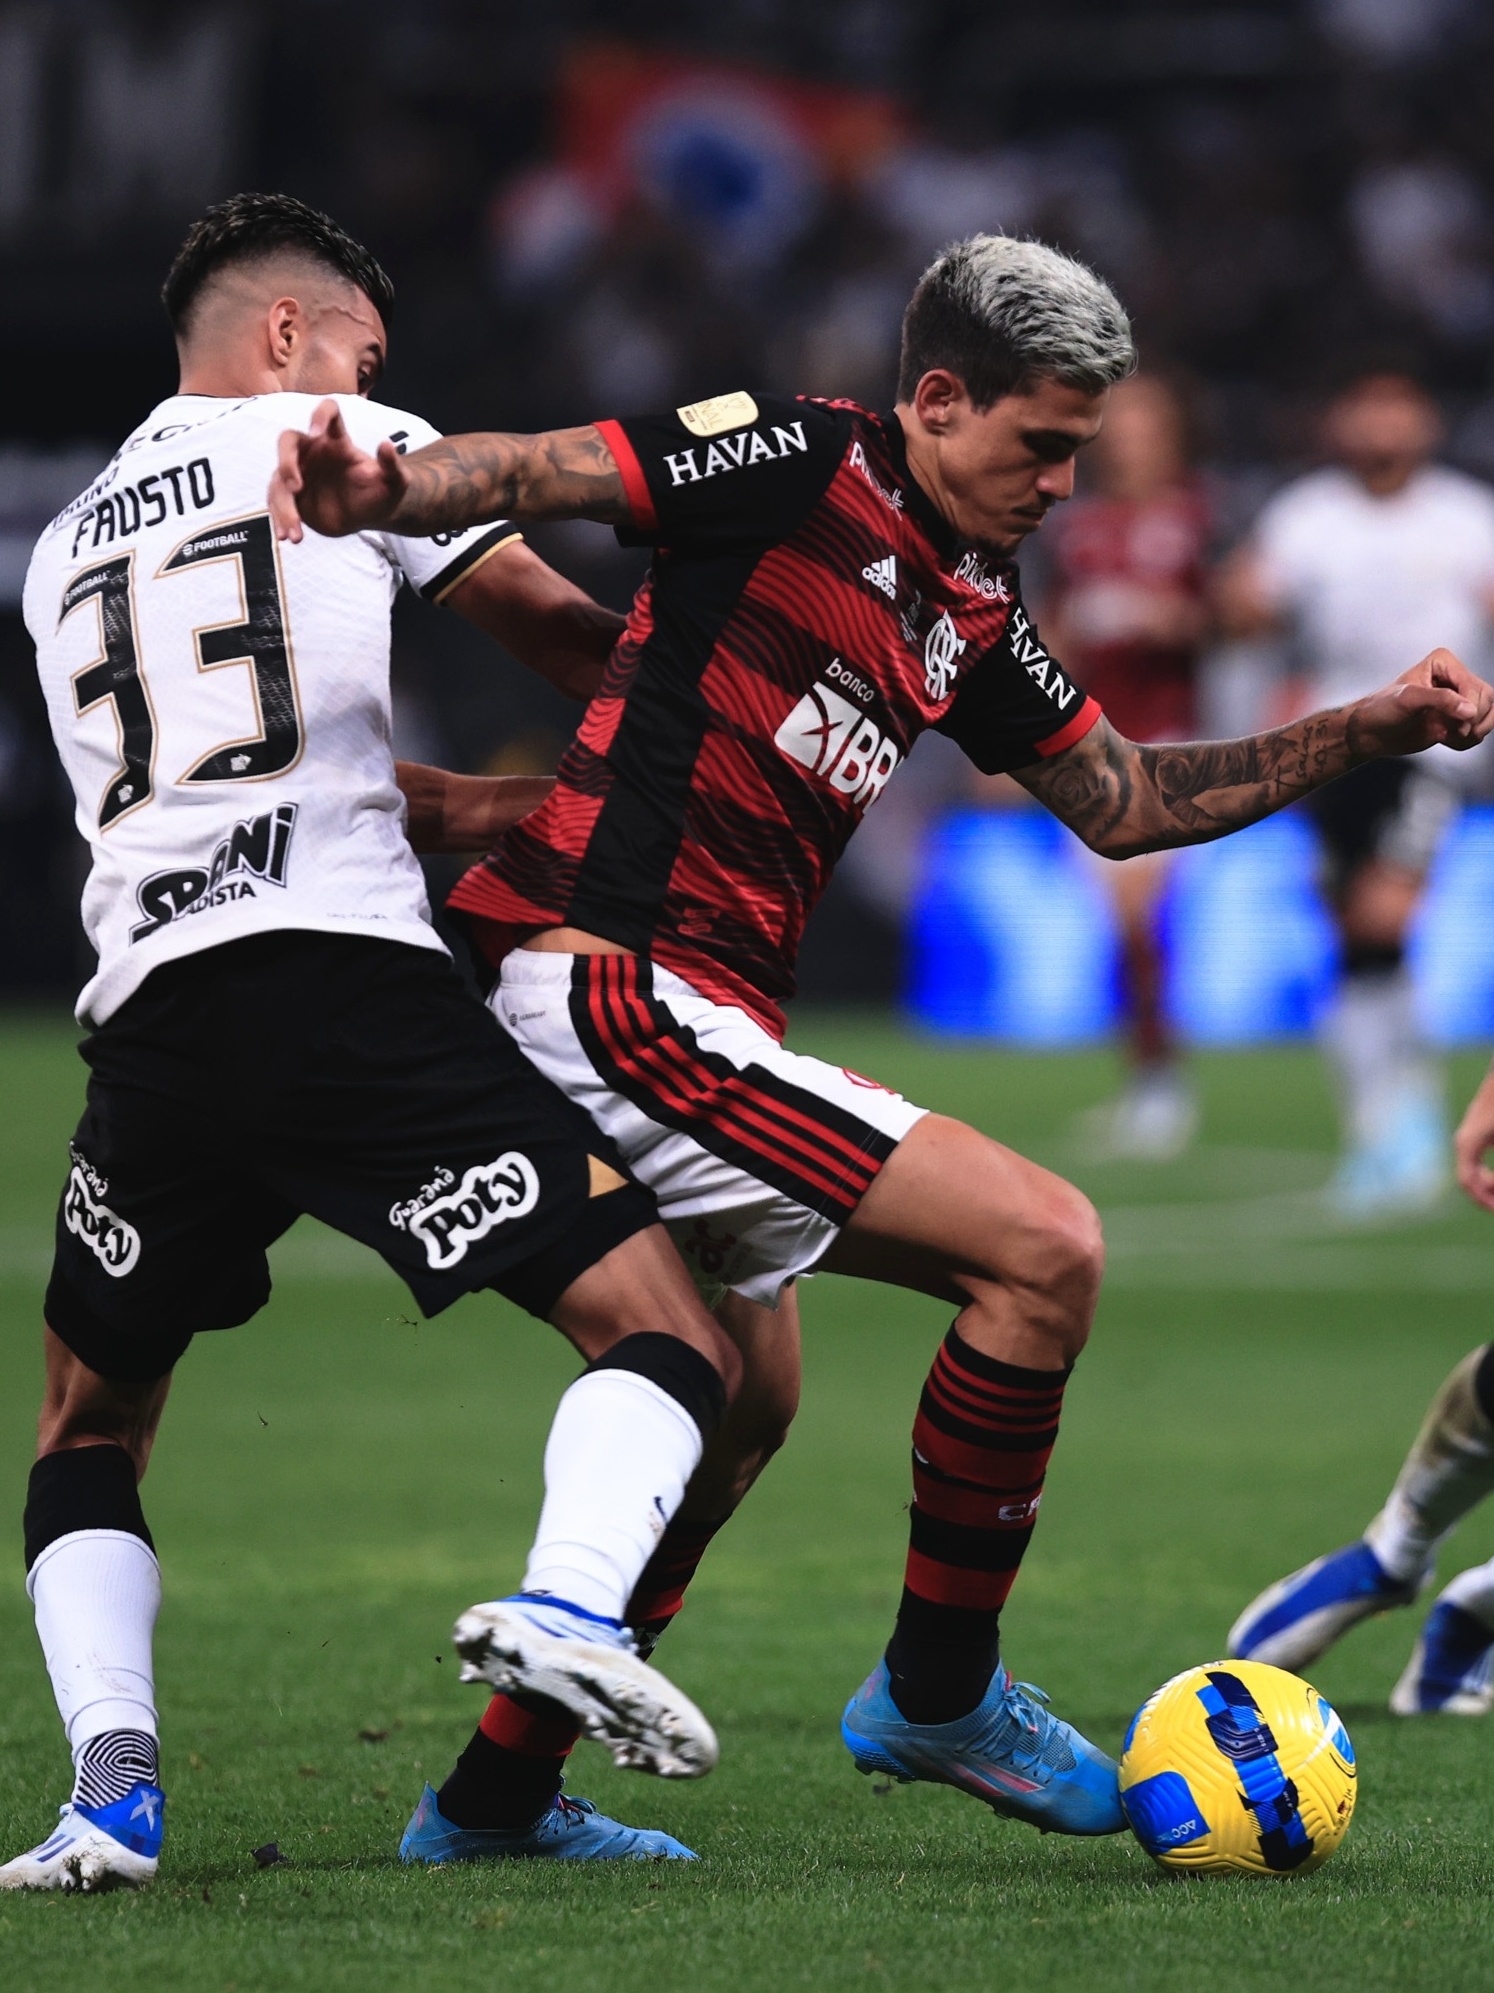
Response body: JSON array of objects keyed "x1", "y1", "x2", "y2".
[{"x1": 449, "y1": 392, "x2": 1102, "y2": 1037}]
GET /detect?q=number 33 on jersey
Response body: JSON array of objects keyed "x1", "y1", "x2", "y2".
[{"x1": 26, "y1": 392, "x2": 516, "y2": 1027}]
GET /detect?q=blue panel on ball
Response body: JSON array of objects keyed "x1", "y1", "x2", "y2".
[
  {"x1": 1318, "y1": 1697, "x2": 1355, "y2": 1766},
  {"x1": 1122, "y1": 1771, "x2": 1209, "y2": 1855}
]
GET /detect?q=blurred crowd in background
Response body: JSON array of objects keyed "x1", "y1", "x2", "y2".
[{"x1": 5, "y1": 0, "x2": 1494, "y2": 1009}]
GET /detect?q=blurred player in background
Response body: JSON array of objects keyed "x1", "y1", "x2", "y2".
[
  {"x1": 1222, "y1": 373, "x2": 1494, "y2": 1216},
  {"x1": 1041, "y1": 373, "x2": 1211, "y2": 1158},
  {"x1": 1229, "y1": 1064, "x2": 1494, "y2": 1714}
]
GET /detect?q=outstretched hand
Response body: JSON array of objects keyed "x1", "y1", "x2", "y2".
[
  {"x1": 1348, "y1": 649, "x2": 1494, "y2": 759},
  {"x1": 1455, "y1": 1068, "x2": 1494, "y2": 1214},
  {"x1": 268, "y1": 399, "x2": 409, "y2": 542}
]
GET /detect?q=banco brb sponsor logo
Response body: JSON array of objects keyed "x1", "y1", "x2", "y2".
[
  {"x1": 774, "y1": 678, "x2": 902, "y2": 805},
  {"x1": 401, "y1": 1153, "x2": 541, "y2": 1269}
]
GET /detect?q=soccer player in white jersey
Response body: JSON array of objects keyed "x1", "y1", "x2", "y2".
[
  {"x1": 1222, "y1": 373, "x2": 1494, "y2": 1215},
  {"x1": 1230, "y1": 1065, "x2": 1494, "y2": 1712},
  {"x1": 1, "y1": 193, "x2": 754, "y2": 1894}
]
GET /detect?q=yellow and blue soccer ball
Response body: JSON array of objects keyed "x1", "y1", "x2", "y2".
[{"x1": 1119, "y1": 1660, "x2": 1356, "y2": 1876}]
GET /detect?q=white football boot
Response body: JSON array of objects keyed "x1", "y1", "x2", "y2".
[
  {"x1": 0, "y1": 1783, "x2": 163, "y2": 1892},
  {"x1": 452, "y1": 1594, "x2": 717, "y2": 1779}
]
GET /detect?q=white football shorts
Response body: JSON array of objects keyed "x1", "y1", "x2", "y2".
[{"x1": 490, "y1": 950, "x2": 928, "y2": 1307}]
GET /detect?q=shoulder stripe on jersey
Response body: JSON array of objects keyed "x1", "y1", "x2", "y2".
[
  {"x1": 571, "y1": 955, "x2": 895, "y2": 1222},
  {"x1": 420, "y1": 525, "x2": 522, "y2": 602},
  {"x1": 1032, "y1": 695, "x2": 1103, "y2": 760},
  {"x1": 594, "y1": 420, "x2": 658, "y2": 533}
]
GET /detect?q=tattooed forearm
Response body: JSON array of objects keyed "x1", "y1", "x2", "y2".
[
  {"x1": 390, "y1": 426, "x2": 629, "y2": 534},
  {"x1": 1018, "y1": 710, "x2": 1360, "y2": 857}
]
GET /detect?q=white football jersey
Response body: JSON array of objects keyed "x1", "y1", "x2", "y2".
[
  {"x1": 1253, "y1": 463, "x2": 1494, "y2": 712},
  {"x1": 25, "y1": 392, "x2": 517, "y2": 1025}
]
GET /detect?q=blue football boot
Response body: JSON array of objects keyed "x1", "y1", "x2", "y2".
[
  {"x1": 0, "y1": 1782, "x2": 164, "y2": 1892},
  {"x1": 1228, "y1": 1540, "x2": 1424, "y2": 1671},
  {"x1": 399, "y1": 1782, "x2": 697, "y2": 1863},
  {"x1": 841, "y1": 1661, "x2": 1124, "y2": 1836},
  {"x1": 1390, "y1": 1595, "x2": 1494, "y2": 1716}
]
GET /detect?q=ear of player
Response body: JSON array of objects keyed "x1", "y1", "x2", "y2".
[{"x1": 1119, "y1": 1660, "x2": 1357, "y2": 1877}]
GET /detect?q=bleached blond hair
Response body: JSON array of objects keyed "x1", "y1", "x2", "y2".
[{"x1": 898, "y1": 234, "x2": 1135, "y2": 407}]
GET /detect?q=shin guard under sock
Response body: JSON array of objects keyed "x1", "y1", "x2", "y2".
[
  {"x1": 24, "y1": 1447, "x2": 162, "y2": 1767},
  {"x1": 886, "y1": 1328, "x2": 1070, "y2": 1725}
]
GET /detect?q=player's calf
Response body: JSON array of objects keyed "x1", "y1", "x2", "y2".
[{"x1": 5, "y1": 1417, "x2": 167, "y2": 1891}]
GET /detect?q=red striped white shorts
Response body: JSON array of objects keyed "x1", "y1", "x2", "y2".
[{"x1": 490, "y1": 951, "x2": 927, "y2": 1308}]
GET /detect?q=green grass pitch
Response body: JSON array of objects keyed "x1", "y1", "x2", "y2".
[{"x1": 4, "y1": 1012, "x2": 1494, "y2": 1992}]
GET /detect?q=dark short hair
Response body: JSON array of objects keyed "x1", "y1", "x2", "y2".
[
  {"x1": 162, "y1": 191, "x2": 395, "y2": 337},
  {"x1": 897, "y1": 235, "x2": 1134, "y2": 409}
]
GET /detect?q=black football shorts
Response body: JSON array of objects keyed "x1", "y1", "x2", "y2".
[
  {"x1": 45, "y1": 931, "x2": 657, "y2": 1380},
  {"x1": 1303, "y1": 760, "x2": 1453, "y2": 891}
]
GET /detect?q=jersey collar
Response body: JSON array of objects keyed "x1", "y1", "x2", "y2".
[{"x1": 877, "y1": 408, "x2": 970, "y2": 564}]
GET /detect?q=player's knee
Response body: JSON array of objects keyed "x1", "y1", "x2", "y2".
[{"x1": 1014, "y1": 1186, "x2": 1105, "y2": 1347}]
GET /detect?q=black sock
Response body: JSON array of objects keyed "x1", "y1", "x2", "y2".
[
  {"x1": 884, "y1": 1596, "x2": 1000, "y2": 1726},
  {"x1": 436, "y1": 1734, "x2": 566, "y2": 1832},
  {"x1": 435, "y1": 1693, "x2": 577, "y2": 1831}
]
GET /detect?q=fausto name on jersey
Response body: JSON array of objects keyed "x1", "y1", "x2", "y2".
[{"x1": 66, "y1": 456, "x2": 216, "y2": 559}]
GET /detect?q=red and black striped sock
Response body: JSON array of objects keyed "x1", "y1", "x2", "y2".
[
  {"x1": 627, "y1": 1515, "x2": 725, "y2": 1656},
  {"x1": 885, "y1": 1327, "x2": 1070, "y2": 1726},
  {"x1": 441, "y1": 1514, "x2": 729, "y2": 1827}
]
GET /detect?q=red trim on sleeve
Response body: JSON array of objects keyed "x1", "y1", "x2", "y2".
[
  {"x1": 1032, "y1": 695, "x2": 1102, "y2": 760},
  {"x1": 594, "y1": 419, "x2": 657, "y2": 533}
]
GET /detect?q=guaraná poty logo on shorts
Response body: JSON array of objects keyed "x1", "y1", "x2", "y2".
[
  {"x1": 394, "y1": 1153, "x2": 541, "y2": 1270},
  {"x1": 64, "y1": 1149, "x2": 140, "y2": 1278}
]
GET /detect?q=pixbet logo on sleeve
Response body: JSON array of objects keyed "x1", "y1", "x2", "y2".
[{"x1": 773, "y1": 677, "x2": 903, "y2": 805}]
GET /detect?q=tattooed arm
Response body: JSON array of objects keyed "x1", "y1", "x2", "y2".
[
  {"x1": 269, "y1": 399, "x2": 628, "y2": 542},
  {"x1": 1018, "y1": 649, "x2": 1494, "y2": 858}
]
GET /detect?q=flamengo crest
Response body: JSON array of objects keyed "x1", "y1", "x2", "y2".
[{"x1": 924, "y1": 610, "x2": 966, "y2": 699}]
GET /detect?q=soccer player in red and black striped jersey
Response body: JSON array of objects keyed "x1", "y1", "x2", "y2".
[{"x1": 274, "y1": 233, "x2": 1494, "y2": 1851}]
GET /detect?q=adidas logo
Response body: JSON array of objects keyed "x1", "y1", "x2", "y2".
[{"x1": 861, "y1": 555, "x2": 897, "y2": 600}]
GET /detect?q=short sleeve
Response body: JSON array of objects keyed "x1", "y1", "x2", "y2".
[
  {"x1": 595, "y1": 392, "x2": 849, "y2": 549},
  {"x1": 936, "y1": 583, "x2": 1103, "y2": 774},
  {"x1": 339, "y1": 397, "x2": 521, "y2": 601}
]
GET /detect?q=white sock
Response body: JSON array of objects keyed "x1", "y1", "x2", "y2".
[
  {"x1": 1436, "y1": 1559, "x2": 1494, "y2": 1633},
  {"x1": 1364, "y1": 1347, "x2": 1494, "y2": 1581},
  {"x1": 522, "y1": 1369, "x2": 705, "y2": 1623},
  {"x1": 29, "y1": 1530, "x2": 161, "y2": 1758},
  {"x1": 1322, "y1": 967, "x2": 1440, "y2": 1148}
]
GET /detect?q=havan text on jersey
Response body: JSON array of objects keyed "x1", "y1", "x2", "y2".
[{"x1": 449, "y1": 395, "x2": 1101, "y2": 1037}]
